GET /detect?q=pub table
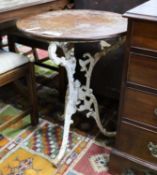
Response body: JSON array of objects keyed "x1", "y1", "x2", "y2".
[{"x1": 17, "y1": 10, "x2": 127, "y2": 165}]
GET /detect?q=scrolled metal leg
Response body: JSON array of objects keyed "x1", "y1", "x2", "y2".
[
  {"x1": 52, "y1": 78, "x2": 80, "y2": 165},
  {"x1": 48, "y1": 42, "x2": 80, "y2": 165},
  {"x1": 76, "y1": 38, "x2": 125, "y2": 136},
  {"x1": 77, "y1": 50, "x2": 116, "y2": 137},
  {"x1": 88, "y1": 91, "x2": 116, "y2": 137}
]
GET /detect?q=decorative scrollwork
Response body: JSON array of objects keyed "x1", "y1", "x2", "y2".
[{"x1": 48, "y1": 37, "x2": 124, "y2": 165}]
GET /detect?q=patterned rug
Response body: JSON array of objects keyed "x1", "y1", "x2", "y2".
[
  {"x1": 0, "y1": 105, "x2": 112, "y2": 175},
  {"x1": 0, "y1": 36, "x2": 117, "y2": 174}
]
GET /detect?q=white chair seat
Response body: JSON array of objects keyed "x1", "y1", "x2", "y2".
[{"x1": 0, "y1": 51, "x2": 29, "y2": 74}]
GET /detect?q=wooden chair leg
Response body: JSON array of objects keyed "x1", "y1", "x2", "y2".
[
  {"x1": 8, "y1": 35, "x2": 17, "y2": 52},
  {"x1": 8, "y1": 34, "x2": 67, "y2": 102},
  {"x1": 0, "y1": 36, "x2": 2, "y2": 49},
  {"x1": 27, "y1": 62, "x2": 39, "y2": 125}
]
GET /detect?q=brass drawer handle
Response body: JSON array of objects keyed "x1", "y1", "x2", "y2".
[
  {"x1": 148, "y1": 142, "x2": 157, "y2": 158},
  {"x1": 154, "y1": 108, "x2": 157, "y2": 116}
]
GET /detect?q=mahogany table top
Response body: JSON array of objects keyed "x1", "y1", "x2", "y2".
[{"x1": 17, "y1": 10, "x2": 127, "y2": 41}]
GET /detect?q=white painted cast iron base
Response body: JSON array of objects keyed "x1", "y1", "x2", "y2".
[{"x1": 48, "y1": 38, "x2": 124, "y2": 166}]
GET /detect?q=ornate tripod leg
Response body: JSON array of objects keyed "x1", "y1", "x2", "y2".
[
  {"x1": 87, "y1": 89, "x2": 116, "y2": 137},
  {"x1": 78, "y1": 87, "x2": 116, "y2": 137},
  {"x1": 78, "y1": 85, "x2": 116, "y2": 137},
  {"x1": 53, "y1": 80, "x2": 80, "y2": 165},
  {"x1": 48, "y1": 42, "x2": 80, "y2": 165},
  {"x1": 77, "y1": 41, "x2": 118, "y2": 137}
]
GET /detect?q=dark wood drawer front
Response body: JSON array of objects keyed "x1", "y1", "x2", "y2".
[
  {"x1": 131, "y1": 20, "x2": 157, "y2": 51},
  {"x1": 122, "y1": 88, "x2": 157, "y2": 128},
  {"x1": 116, "y1": 122, "x2": 157, "y2": 165},
  {"x1": 109, "y1": 153, "x2": 157, "y2": 175},
  {"x1": 128, "y1": 53, "x2": 157, "y2": 89}
]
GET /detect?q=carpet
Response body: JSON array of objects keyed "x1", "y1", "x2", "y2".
[{"x1": 0, "y1": 105, "x2": 111, "y2": 175}]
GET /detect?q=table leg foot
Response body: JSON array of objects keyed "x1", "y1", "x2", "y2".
[{"x1": 78, "y1": 86, "x2": 116, "y2": 137}]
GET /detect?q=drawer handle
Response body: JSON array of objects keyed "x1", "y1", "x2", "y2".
[
  {"x1": 154, "y1": 108, "x2": 157, "y2": 116},
  {"x1": 148, "y1": 142, "x2": 157, "y2": 158}
]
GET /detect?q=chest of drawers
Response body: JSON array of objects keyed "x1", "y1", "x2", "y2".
[{"x1": 109, "y1": 1, "x2": 157, "y2": 174}]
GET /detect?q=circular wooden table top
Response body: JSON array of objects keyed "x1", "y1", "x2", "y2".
[{"x1": 17, "y1": 10, "x2": 127, "y2": 41}]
